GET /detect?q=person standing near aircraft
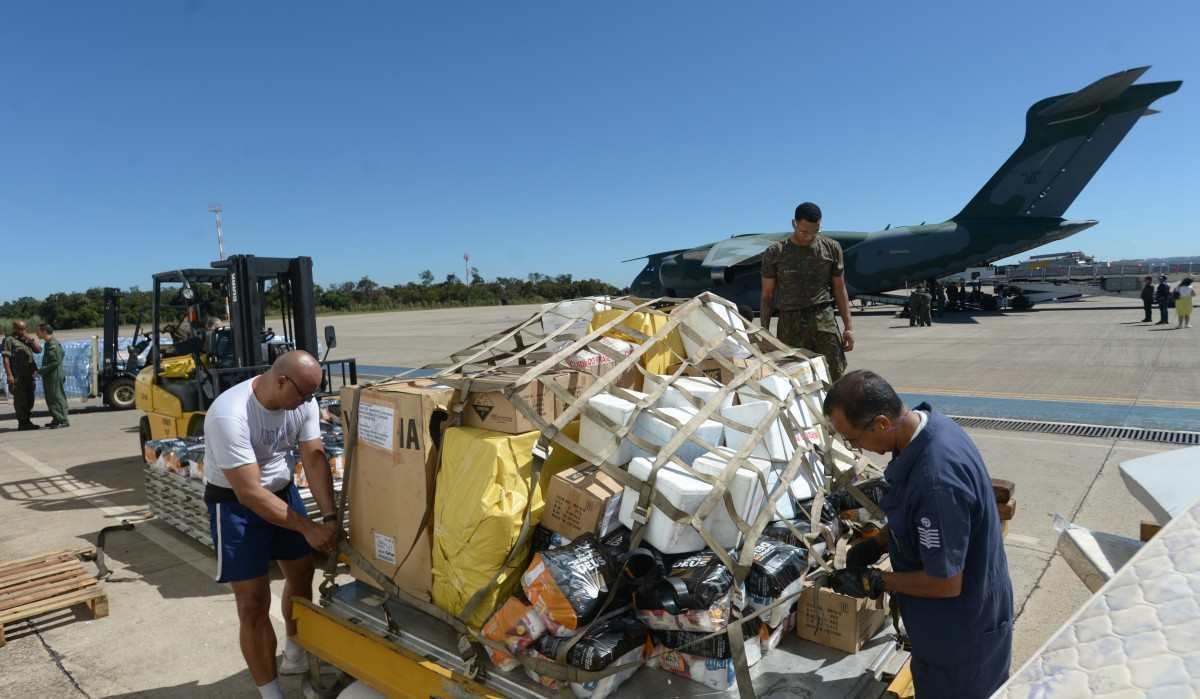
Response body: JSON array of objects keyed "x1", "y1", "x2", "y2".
[
  {"x1": 1175, "y1": 278, "x2": 1194, "y2": 329},
  {"x1": 1140, "y1": 276, "x2": 1155, "y2": 322},
  {"x1": 1155, "y1": 275, "x2": 1172, "y2": 325},
  {"x1": 760, "y1": 202, "x2": 854, "y2": 380}
]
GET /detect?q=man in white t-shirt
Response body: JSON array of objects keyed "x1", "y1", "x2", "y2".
[{"x1": 204, "y1": 350, "x2": 337, "y2": 699}]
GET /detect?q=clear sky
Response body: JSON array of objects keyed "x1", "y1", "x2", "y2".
[{"x1": 2, "y1": 1, "x2": 1196, "y2": 300}]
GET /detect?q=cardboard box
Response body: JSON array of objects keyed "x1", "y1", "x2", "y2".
[
  {"x1": 341, "y1": 379, "x2": 455, "y2": 601},
  {"x1": 540, "y1": 464, "x2": 622, "y2": 540},
  {"x1": 461, "y1": 370, "x2": 594, "y2": 434},
  {"x1": 684, "y1": 357, "x2": 771, "y2": 386},
  {"x1": 795, "y1": 585, "x2": 889, "y2": 654}
]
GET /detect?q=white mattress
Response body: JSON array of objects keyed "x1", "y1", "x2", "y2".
[
  {"x1": 1055, "y1": 519, "x2": 1144, "y2": 593},
  {"x1": 998, "y1": 496, "x2": 1200, "y2": 698},
  {"x1": 1119, "y1": 445, "x2": 1200, "y2": 525}
]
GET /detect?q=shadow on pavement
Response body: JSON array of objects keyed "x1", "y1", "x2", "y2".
[
  {"x1": 79, "y1": 521, "x2": 229, "y2": 600},
  {"x1": 0, "y1": 607, "x2": 97, "y2": 645},
  {"x1": 102, "y1": 669, "x2": 292, "y2": 699},
  {"x1": 0, "y1": 457, "x2": 145, "y2": 514}
]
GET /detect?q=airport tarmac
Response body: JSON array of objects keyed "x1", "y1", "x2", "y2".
[{"x1": 3, "y1": 295, "x2": 1193, "y2": 697}]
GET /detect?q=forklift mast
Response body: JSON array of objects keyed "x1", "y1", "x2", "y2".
[
  {"x1": 101, "y1": 287, "x2": 121, "y2": 380},
  {"x1": 214, "y1": 255, "x2": 319, "y2": 368}
]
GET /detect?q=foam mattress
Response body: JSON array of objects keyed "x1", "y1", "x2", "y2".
[
  {"x1": 1054, "y1": 519, "x2": 1144, "y2": 593},
  {"x1": 1119, "y1": 445, "x2": 1200, "y2": 525},
  {"x1": 998, "y1": 495, "x2": 1200, "y2": 698}
]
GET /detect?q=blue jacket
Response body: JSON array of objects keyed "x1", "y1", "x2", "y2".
[{"x1": 881, "y1": 405, "x2": 1013, "y2": 679}]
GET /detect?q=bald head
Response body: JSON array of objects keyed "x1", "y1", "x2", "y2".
[
  {"x1": 12, "y1": 320, "x2": 26, "y2": 334},
  {"x1": 257, "y1": 350, "x2": 323, "y2": 410},
  {"x1": 272, "y1": 350, "x2": 322, "y2": 384}
]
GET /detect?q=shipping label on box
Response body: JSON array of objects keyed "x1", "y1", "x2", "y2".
[
  {"x1": 540, "y1": 464, "x2": 622, "y2": 541},
  {"x1": 795, "y1": 585, "x2": 889, "y2": 654}
]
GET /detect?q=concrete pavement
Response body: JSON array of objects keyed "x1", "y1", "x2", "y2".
[{"x1": 1, "y1": 295, "x2": 1190, "y2": 696}]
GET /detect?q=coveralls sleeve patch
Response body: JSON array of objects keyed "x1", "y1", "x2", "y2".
[{"x1": 915, "y1": 487, "x2": 972, "y2": 579}]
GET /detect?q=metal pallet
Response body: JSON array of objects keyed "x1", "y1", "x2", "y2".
[{"x1": 143, "y1": 467, "x2": 346, "y2": 550}]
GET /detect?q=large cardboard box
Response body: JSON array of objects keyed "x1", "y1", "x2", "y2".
[
  {"x1": 461, "y1": 370, "x2": 594, "y2": 434},
  {"x1": 795, "y1": 585, "x2": 889, "y2": 653},
  {"x1": 685, "y1": 357, "x2": 772, "y2": 386},
  {"x1": 341, "y1": 379, "x2": 455, "y2": 602},
  {"x1": 540, "y1": 464, "x2": 623, "y2": 540}
]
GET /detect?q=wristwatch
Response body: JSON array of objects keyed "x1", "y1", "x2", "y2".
[{"x1": 321, "y1": 513, "x2": 338, "y2": 523}]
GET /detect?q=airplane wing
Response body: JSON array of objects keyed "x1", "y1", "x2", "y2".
[{"x1": 701, "y1": 234, "x2": 790, "y2": 268}]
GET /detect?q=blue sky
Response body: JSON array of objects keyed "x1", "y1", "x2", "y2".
[{"x1": 2, "y1": 1, "x2": 1196, "y2": 300}]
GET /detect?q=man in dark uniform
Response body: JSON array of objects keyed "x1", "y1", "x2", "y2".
[
  {"x1": 36, "y1": 324, "x2": 70, "y2": 429},
  {"x1": 760, "y1": 202, "x2": 855, "y2": 380},
  {"x1": 1140, "y1": 276, "x2": 1155, "y2": 322},
  {"x1": 822, "y1": 370, "x2": 1013, "y2": 698},
  {"x1": 1155, "y1": 274, "x2": 1171, "y2": 325},
  {"x1": 2, "y1": 320, "x2": 43, "y2": 430}
]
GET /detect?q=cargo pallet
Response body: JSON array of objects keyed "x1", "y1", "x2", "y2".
[
  {"x1": 143, "y1": 466, "x2": 345, "y2": 549},
  {"x1": 0, "y1": 549, "x2": 107, "y2": 647},
  {"x1": 295, "y1": 581, "x2": 906, "y2": 698}
]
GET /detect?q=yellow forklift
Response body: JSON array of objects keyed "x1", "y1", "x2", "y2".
[{"x1": 134, "y1": 255, "x2": 357, "y2": 452}]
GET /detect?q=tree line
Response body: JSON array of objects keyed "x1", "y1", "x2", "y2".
[{"x1": 0, "y1": 272, "x2": 624, "y2": 331}]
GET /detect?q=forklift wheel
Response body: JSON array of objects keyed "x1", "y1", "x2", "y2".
[{"x1": 104, "y1": 377, "x2": 137, "y2": 410}]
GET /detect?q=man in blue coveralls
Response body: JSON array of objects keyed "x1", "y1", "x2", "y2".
[{"x1": 821, "y1": 370, "x2": 1013, "y2": 698}]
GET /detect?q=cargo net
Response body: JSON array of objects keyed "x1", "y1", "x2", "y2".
[{"x1": 334, "y1": 293, "x2": 883, "y2": 698}]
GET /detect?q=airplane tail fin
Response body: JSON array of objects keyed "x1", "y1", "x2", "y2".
[{"x1": 954, "y1": 67, "x2": 1180, "y2": 220}]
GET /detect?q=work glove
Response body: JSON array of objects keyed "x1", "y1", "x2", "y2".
[
  {"x1": 827, "y1": 568, "x2": 885, "y2": 600},
  {"x1": 845, "y1": 536, "x2": 886, "y2": 570}
]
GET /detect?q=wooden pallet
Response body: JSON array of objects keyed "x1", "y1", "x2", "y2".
[{"x1": 0, "y1": 549, "x2": 106, "y2": 647}]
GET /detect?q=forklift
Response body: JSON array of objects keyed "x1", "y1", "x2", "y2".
[
  {"x1": 97, "y1": 288, "x2": 152, "y2": 410},
  {"x1": 134, "y1": 255, "x2": 357, "y2": 453}
]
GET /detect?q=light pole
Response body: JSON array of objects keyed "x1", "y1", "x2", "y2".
[
  {"x1": 208, "y1": 204, "x2": 226, "y2": 261},
  {"x1": 208, "y1": 204, "x2": 230, "y2": 320}
]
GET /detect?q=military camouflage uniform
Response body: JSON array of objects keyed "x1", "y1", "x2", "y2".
[
  {"x1": 910, "y1": 290, "x2": 932, "y2": 327},
  {"x1": 762, "y1": 235, "x2": 847, "y2": 380},
  {"x1": 2, "y1": 334, "x2": 40, "y2": 427}
]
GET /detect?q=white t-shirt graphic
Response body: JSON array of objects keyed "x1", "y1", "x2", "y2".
[{"x1": 204, "y1": 377, "x2": 321, "y2": 491}]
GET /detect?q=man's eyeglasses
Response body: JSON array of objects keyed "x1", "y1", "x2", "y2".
[{"x1": 283, "y1": 374, "x2": 317, "y2": 403}]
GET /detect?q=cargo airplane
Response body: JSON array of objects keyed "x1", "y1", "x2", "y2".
[{"x1": 627, "y1": 67, "x2": 1180, "y2": 311}]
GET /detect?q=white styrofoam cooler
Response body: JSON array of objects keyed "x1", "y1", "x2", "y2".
[
  {"x1": 579, "y1": 390, "x2": 647, "y2": 465},
  {"x1": 618, "y1": 452, "x2": 768, "y2": 554},
  {"x1": 722, "y1": 400, "x2": 795, "y2": 462},
  {"x1": 644, "y1": 374, "x2": 736, "y2": 412},
  {"x1": 678, "y1": 300, "x2": 752, "y2": 361},
  {"x1": 627, "y1": 406, "x2": 724, "y2": 466}
]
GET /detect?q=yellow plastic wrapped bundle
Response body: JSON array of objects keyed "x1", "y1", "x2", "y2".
[
  {"x1": 432, "y1": 427, "x2": 545, "y2": 629},
  {"x1": 589, "y1": 309, "x2": 686, "y2": 378}
]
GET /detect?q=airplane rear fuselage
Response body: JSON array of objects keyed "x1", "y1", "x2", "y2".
[{"x1": 841, "y1": 217, "x2": 1098, "y2": 294}]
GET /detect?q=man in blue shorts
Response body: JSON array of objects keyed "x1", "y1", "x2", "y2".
[
  {"x1": 204, "y1": 350, "x2": 338, "y2": 699},
  {"x1": 822, "y1": 370, "x2": 1014, "y2": 698}
]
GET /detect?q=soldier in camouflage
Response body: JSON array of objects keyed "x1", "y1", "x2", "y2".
[{"x1": 760, "y1": 202, "x2": 854, "y2": 380}]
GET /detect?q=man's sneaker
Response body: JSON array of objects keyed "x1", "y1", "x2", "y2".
[{"x1": 279, "y1": 650, "x2": 309, "y2": 676}]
